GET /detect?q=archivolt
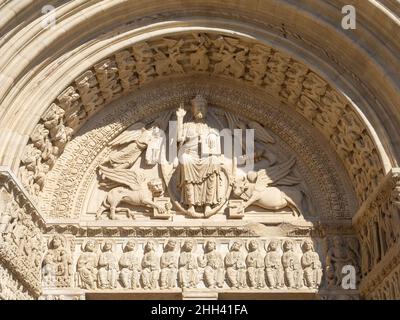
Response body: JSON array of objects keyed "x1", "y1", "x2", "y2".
[
  {"x1": 41, "y1": 77, "x2": 357, "y2": 220},
  {"x1": 17, "y1": 30, "x2": 386, "y2": 208}
]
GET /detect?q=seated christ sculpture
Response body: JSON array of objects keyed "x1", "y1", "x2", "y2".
[{"x1": 176, "y1": 95, "x2": 223, "y2": 215}]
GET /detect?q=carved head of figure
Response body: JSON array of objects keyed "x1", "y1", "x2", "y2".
[
  {"x1": 232, "y1": 176, "x2": 249, "y2": 198},
  {"x1": 302, "y1": 239, "x2": 314, "y2": 252},
  {"x1": 283, "y1": 240, "x2": 294, "y2": 252},
  {"x1": 84, "y1": 240, "x2": 96, "y2": 252},
  {"x1": 204, "y1": 240, "x2": 216, "y2": 252},
  {"x1": 231, "y1": 241, "x2": 242, "y2": 252},
  {"x1": 144, "y1": 241, "x2": 155, "y2": 253},
  {"x1": 246, "y1": 171, "x2": 258, "y2": 183},
  {"x1": 124, "y1": 240, "x2": 136, "y2": 252},
  {"x1": 182, "y1": 239, "x2": 194, "y2": 252},
  {"x1": 50, "y1": 235, "x2": 64, "y2": 250},
  {"x1": 248, "y1": 240, "x2": 259, "y2": 252},
  {"x1": 268, "y1": 240, "x2": 279, "y2": 252},
  {"x1": 102, "y1": 240, "x2": 113, "y2": 252},
  {"x1": 191, "y1": 95, "x2": 208, "y2": 120},
  {"x1": 165, "y1": 239, "x2": 177, "y2": 252},
  {"x1": 333, "y1": 236, "x2": 343, "y2": 248},
  {"x1": 147, "y1": 178, "x2": 164, "y2": 197}
]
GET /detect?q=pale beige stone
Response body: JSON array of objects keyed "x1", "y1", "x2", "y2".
[{"x1": 0, "y1": 1, "x2": 399, "y2": 300}]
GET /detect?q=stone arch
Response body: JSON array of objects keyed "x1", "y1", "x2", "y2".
[
  {"x1": 40, "y1": 77, "x2": 356, "y2": 220},
  {"x1": 0, "y1": 0, "x2": 399, "y2": 300},
  {"x1": 14, "y1": 29, "x2": 388, "y2": 213}
]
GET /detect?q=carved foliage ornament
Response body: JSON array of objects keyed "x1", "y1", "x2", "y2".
[{"x1": 19, "y1": 32, "x2": 383, "y2": 207}]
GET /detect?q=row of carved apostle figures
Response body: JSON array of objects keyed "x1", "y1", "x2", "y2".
[{"x1": 42, "y1": 236, "x2": 323, "y2": 290}]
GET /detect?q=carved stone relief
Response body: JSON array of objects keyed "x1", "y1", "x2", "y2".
[
  {"x1": 42, "y1": 235, "x2": 73, "y2": 288},
  {"x1": 37, "y1": 236, "x2": 356, "y2": 293},
  {"x1": 323, "y1": 236, "x2": 360, "y2": 289},
  {"x1": 42, "y1": 81, "x2": 356, "y2": 221},
  {"x1": 0, "y1": 171, "x2": 45, "y2": 298},
  {"x1": 354, "y1": 169, "x2": 400, "y2": 298},
  {"x1": 19, "y1": 32, "x2": 384, "y2": 212},
  {"x1": 0, "y1": 264, "x2": 34, "y2": 300},
  {"x1": 85, "y1": 95, "x2": 308, "y2": 221}
]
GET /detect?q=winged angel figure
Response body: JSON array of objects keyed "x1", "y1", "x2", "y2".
[
  {"x1": 96, "y1": 119, "x2": 168, "y2": 220},
  {"x1": 104, "y1": 121, "x2": 163, "y2": 169},
  {"x1": 232, "y1": 156, "x2": 304, "y2": 216}
]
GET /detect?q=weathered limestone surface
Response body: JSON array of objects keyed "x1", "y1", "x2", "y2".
[{"x1": 0, "y1": 1, "x2": 399, "y2": 300}]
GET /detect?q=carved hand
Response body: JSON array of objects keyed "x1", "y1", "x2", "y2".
[{"x1": 176, "y1": 103, "x2": 187, "y2": 118}]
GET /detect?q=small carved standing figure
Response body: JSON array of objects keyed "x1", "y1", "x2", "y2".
[
  {"x1": 178, "y1": 239, "x2": 199, "y2": 288},
  {"x1": 119, "y1": 240, "x2": 141, "y2": 289},
  {"x1": 141, "y1": 241, "x2": 160, "y2": 289},
  {"x1": 198, "y1": 240, "x2": 224, "y2": 288},
  {"x1": 282, "y1": 240, "x2": 303, "y2": 289},
  {"x1": 98, "y1": 240, "x2": 118, "y2": 289},
  {"x1": 325, "y1": 236, "x2": 355, "y2": 288},
  {"x1": 42, "y1": 235, "x2": 72, "y2": 287},
  {"x1": 225, "y1": 241, "x2": 247, "y2": 289},
  {"x1": 246, "y1": 240, "x2": 265, "y2": 289},
  {"x1": 160, "y1": 239, "x2": 178, "y2": 289},
  {"x1": 76, "y1": 240, "x2": 98, "y2": 290},
  {"x1": 265, "y1": 240, "x2": 284, "y2": 289},
  {"x1": 0, "y1": 201, "x2": 18, "y2": 236},
  {"x1": 301, "y1": 239, "x2": 322, "y2": 289}
]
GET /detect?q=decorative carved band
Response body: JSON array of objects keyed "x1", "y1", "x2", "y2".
[
  {"x1": 19, "y1": 32, "x2": 384, "y2": 208},
  {"x1": 44, "y1": 224, "x2": 257, "y2": 238},
  {"x1": 41, "y1": 234, "x2": 359, "y2": 296},
  {"x1": 353, "y1": 168, "x2": 400, "y2": 297},
  {"x1": 42, "y1": 80, "x2": 355, "y2": 220},
  {"x1": 0, "y1": 169, "x2": 44, "y2": 297}
]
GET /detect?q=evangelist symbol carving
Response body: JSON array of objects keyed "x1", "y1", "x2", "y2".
[{"x1": 95, "y1": 95, "x2": 306, "y2": 219}]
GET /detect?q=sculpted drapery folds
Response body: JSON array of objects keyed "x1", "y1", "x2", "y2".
[
  {"x1": 176, "y1": 95, "x2": 224, "y2": 216},
  {"x1": 141, "y1": 241, "x2": 160, "y2": 289},
  {"x1": 325, "y1": 236, "x2": 359, "y2": 288},
  {"x1": 42, "y1": 235, "x2": 72, "y2": 287},
  {"x1": 198, "y1": 240, "x2": 225, "y2": 289},
  {"x1": 91, "y1": 94, "x2": 306, "y2": 220},
  {"x1": 119, "y1": 240, "x2": 141, "y2": 289},
  {"x1": 246, "y1": 240, "x2": 265, "y2": 289},
  {"x1": 97, "y1": 240, "x2": 118, "y2": 289},
  {"x1": 160, "y1": 240, "x2": 179, "y2": 289},
  {"x1": 301, "y1": 239, "x2": 322, "y2": 289},
  {"x1": 76, "y1": 240, "x2": 98, "y2": 290},
  {"x1": 14, "y1": 234, "x2": 329, "y2": 294},
  {"x1": 282, "y1": 240, "x2": 303, "y2": 289},
  {"x1": 178, "y1": 239, "x2": 199, "y2": 288},
  {"x1": 265, "y1": 240, "x2": 284, "y2": 289},
  {"x1": 225, "y1": 241, "x2": 247, "y2": 289}
]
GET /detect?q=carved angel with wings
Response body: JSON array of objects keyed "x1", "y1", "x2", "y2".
[
  {"x1": 96, "y1": 166, "x2": 167, "y2": 220},
  {"x1": 104, "y1": 122, "x2": 164, "y2": 169},
  {"x1": 232, "y1": 156, "x2": 304, "y2": 216}
]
